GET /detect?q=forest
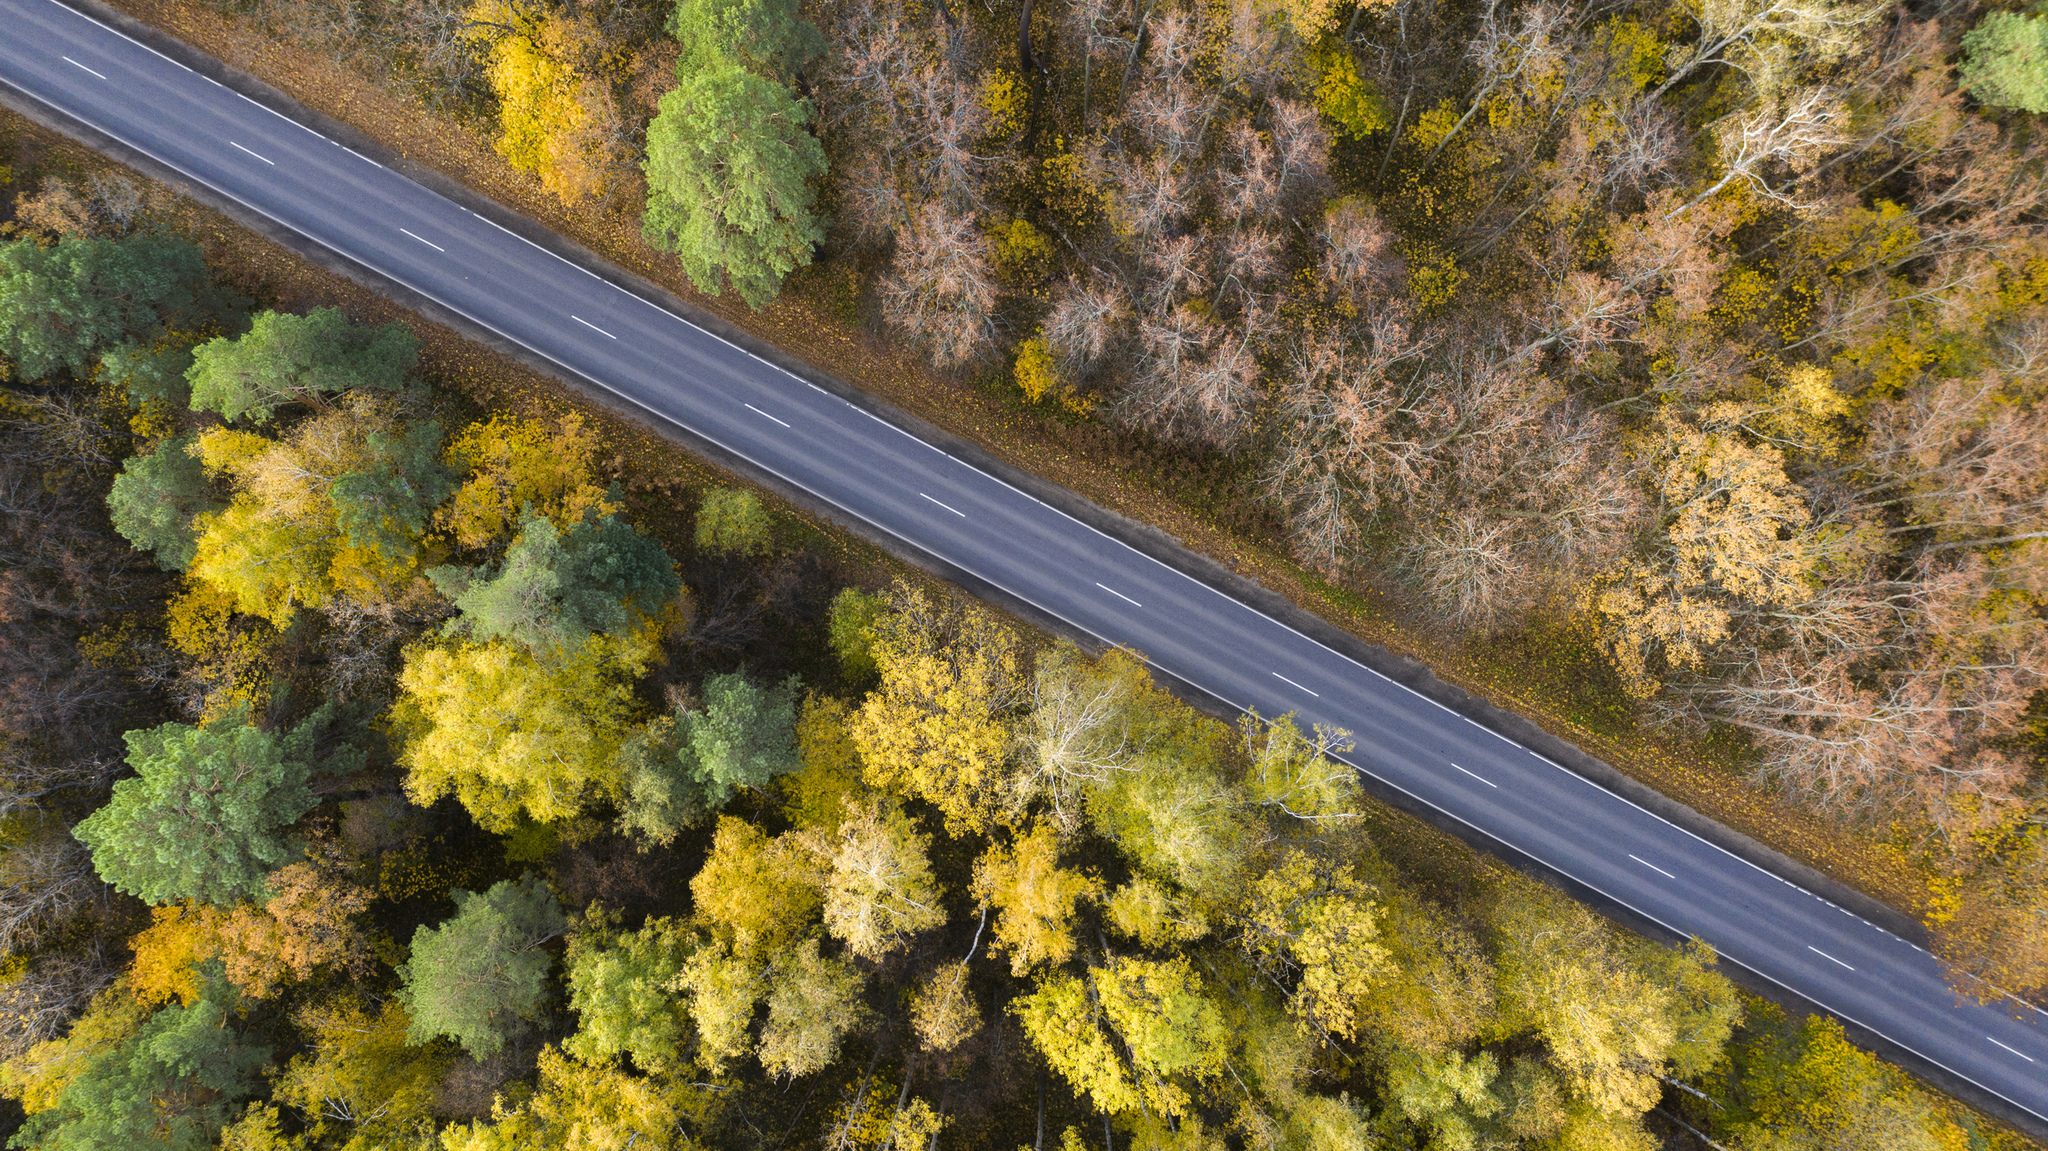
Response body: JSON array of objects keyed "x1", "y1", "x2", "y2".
[
  {"x1": 0, "y1": 175, "x2": 2033, "y2": 1148},
  {"x1": 120, "y1": 0, "x2": 2048, "y2": 1002},
  {"x1": 2, "y1": 0, "x2": 2048, "y2": 1144}
]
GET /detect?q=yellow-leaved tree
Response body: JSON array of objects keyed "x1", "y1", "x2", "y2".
[
  {"x1": 392, "y1": 633, "x2": 649, "y2": 831},
  {"x1": 187, "y1": 394, "x2": 449, "y2": 625},
  {"x1": 467, "y1": 0, "x2": 630, "y2": 204},
  {"x1": 437, "y1": 412, "x2": 617, "y2": 549},
  {"x1": 971, "y1": 821, "x2": 1099, "y2": 975},
  {"x1": 1585, "y1": 404, "x2": 1821, "y2": 696},
  {"x1": 851, "y1": 584, "x2": 1023, "y2": 834}
]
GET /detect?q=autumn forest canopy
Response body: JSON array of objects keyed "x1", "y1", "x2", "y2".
[{"x1": 2, "y1": 0, "x2": 2048, "y2": 1145}]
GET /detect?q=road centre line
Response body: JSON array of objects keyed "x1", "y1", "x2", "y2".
[
  {"x1": 1808, "y1": 946, "x2": 1855, "y2": 971},
  {"x1": 60, "y1": 55, "x2": 104, "y2": 78},
  {"x1": 570, "y1": 315, "x2": 616, "y2": 339},
  {"x1": 398, "y1": 228, "x2": 444, "y2": 253},
  {"x1": 1629, "y1": 854, "x2": 1676, "y2": 879},
  {"x1": 920, "y1": 493, "x2": 966, "y2": 517},
  {"x1": 744, "y1": 403, "x2": 789, "y2": 428},
  {"x1": 1452, "y1": 763, "x2": 1497, "y2": 788},
  {"x1": 1096, "y1": 582, "x2": 1142, "y2": 608},
  {"x1": 228, "y1": 140, "x2": 273, "y2": 165},
  {"x1": 1989, "y1": 1038, "x2": 2035, "y2": 1062},
  {"x1": 1272, "y1": 672, "x2": 1320, "y2": 698},
  {"x1": 32, "y1": 38, "x2": 2042, "y2": 1115}
]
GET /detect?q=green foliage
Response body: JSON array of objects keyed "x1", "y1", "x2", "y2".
[
  {"x1": 616, "y1": 673, "x2": 801, "y2": 844},
  {"x1": 670, "y1": 0, "x2": 823, "y2": 81},
  {"x1": 435, "y1": 509, "x2": 680, "y2": 651},
  {"x1": 73, "y1": 705, "x2": 356, "y2": 905},
  {"x1": 642, "y1": 58, "x2": 827, "y2": 310},
  {"x1": 328, "y1": 419, "x2": 456, "y2": 567},
  {"x1": 101, "y1": 339, "x2": 198, "y2": 408},
  {"x1": 694, "y1": 486, "x2": 775, "y2": 557},
  {"x1": 564, "y1": 915, "x2": 692, "y2": 1074},
  {"x1": 825, "y1": 588, "x2": 886, "y2": 683},
  {"x1": 12, "y1": 978, "x2": 269, "y2": 1151},
  {"x1": 0, "y1": 236, "x2": 221, "y2": 381},
  {"x1": 399, "y1": 875, "x2": 567, "y2": 1059},
  {"x1": 186, "y1": 307, "x2": 416, "y2": 423},
  {"x1": 683, "y1": 671, "x2": 803, "y2": 806},
  {"x1": 106, "y1": 435, "x2": 221, "y2": 572},
  {"x1": 1960, "y1": 12, "x2": 2048, "y2": 114}
]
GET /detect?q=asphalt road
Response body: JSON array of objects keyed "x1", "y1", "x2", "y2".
[{"x1": 3, "y1": 0, "x2": 2044, "y2": 1127}]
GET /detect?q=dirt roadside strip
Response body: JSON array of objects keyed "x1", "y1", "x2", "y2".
[{"x1": 6, "y1": 0, "x2": 2001, "y2": 1071}]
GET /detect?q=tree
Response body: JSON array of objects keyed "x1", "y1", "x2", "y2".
[
  {"x1": 1013, "y1": 955, "x2": 1228, "y2": 1118},
  {"x1": 1489, "y1": 881, "x2": 1735, "y2": 1117},
  {"x1": 816, "y1": 799, "x2": 945, "y2": 960},
  {"x1": 757, "y1": 938, "x2": 865, "y2": 1077},
  {"x1": 392, "y1": 634, "x2": 646, "y2": 831},
  {"x1": 670, "y1": 937, "x2": 763, "y2": 1075},
  {"x1": 1011, "y1": 645, "x2": 1150, "y2": 831},
  {"x1": 124, "y1": 852, "x2": 372, "y2": 1003},
  {"x1": 682, "y1": 672, "x2": 802, "y2": 805},
  {"x1": 852, "y1": 584, "x2": 1022, "y2": 834},
  {"x1": 399, "y1": 875, "x2": 567, "y2": 1059},
  {"x1": 438, "y1": 1045, "x2": 707, "y2": 1151},
  {"x1": 1709, "y1": 1004, "x2": 1960, "y2": 1151},
  {"x1": 971, "y1": 822, "x2": 1099, "y2": 975},
  {"x1": 910, "y1": 961, "x2": 980, "y2": 1052},
  {"x1": 825, "y1": 588, "x2": 887, "y2": 684},
  {"x1": 186, "y1": 394, "x2": 451, "y2": 623},
  {"x1": 671, "y1": 0, "x2": 823, "y2": 81},
  {"x1": 564, "y1": 915, "x2": 692, "y2": 1074},
  {"x1": 880, "y1": 202, "x2": 998, "y2": 369},
  {"x1": 642, "y1": 57, "x2": 827, "y2": 309},
  {"x1": 435, "y1": 509, "x2": 680, "y2": 651},
  {"x1": 616, "y1": 675, "x2": 802, "y2": 843},
  {"x1": 438, "y1": 413, "x2": 616, "y2": 549},
  {"x1": 470, "y1": 0, "x2": 632, "y2": 204},
  {"x1": 105, "y1": 435, "x2": 221, "y2": 572},
  {"x1": 1961, "y1": 12, "x2": 2048, "y2": 114},
  {"x1": 186, "y1": 307, "x2": 416, "y2": 423},
  {"x1": 274, "y1": 1001, "x2": 446, "y2": 1147},
  {"x1": 694, "y1": 485, "x2": 775, "y2": 557},
  {"x1": 0, "y1": 236, "x2": 219, "y2": 381},
  {"x1": 780, "y1": 692, "x2": 869, "y2": 832},
  {"x1": 1240, "y1": 712, "x2": 1361, "y2": 824},
  {"x1": 72, "y1": 705, "x2": 355, "y2": 906},
  {"x1": 690, "y1": 816, "x2": 821, "y2": 956},
  {"x1": 1233, "y1": 849, "x2": 1390, "y2": 1042},
  {"x1": 10, "y1": 981, "x2": 269, "y2": 1151}
]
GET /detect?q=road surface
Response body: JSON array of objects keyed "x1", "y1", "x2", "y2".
[{"x1": 2, "y1": 0, "x2": 2042, "y2": 1129}]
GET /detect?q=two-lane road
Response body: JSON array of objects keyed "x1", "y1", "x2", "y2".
[{"x1": 3, "y1": 0, "x2": 2043, "y2": 1128}]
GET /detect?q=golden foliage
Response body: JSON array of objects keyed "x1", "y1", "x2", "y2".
[
  {"x1": 851, "y1": 584, "x2": 1022, "y2": 834},
  {"x1": 971, "y1": 822, "x2": 1100, "y2": 975},
  {"x1": 438, "y1": 413, "x2": 616, "y2": 549},
  {"x1": 782, "y1": 693, "x2": 869, "y2": 833},
  {"x1": 393, "y1": 634, "x2": 649, "y2": 831}
]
